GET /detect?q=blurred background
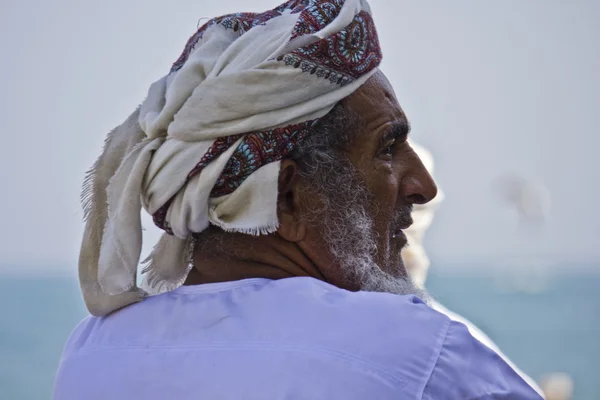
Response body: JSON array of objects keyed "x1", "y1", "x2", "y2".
[{"x1": 0, "y1": 0, "x2": 598, "y2": 398}]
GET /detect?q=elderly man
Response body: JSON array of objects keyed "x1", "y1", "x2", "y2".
[{"x1": 55, "y1": 1, "x2": 541, "y2": 399}]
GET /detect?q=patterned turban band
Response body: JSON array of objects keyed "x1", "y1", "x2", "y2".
[{"x1": 79, "y1": 0, "x2": 382, "y2": 316}]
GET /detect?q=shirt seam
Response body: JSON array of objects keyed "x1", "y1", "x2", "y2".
[{"x1": 417, "y1": 316, "x2": 452, "y2": 400}]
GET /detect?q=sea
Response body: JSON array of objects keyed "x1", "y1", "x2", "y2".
[{"x1": 0, "y1": 267, "x2": 598, "y2": 399}]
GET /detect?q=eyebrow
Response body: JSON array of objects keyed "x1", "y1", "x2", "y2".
[{"x1": 382, "y1": 119, "x2": 411, "y2": 142}]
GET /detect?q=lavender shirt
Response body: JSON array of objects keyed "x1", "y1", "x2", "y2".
[{"x1": 54, "y1": 277, "x2": 541, "y2": 399}]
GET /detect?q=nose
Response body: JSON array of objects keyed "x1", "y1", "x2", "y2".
[{"x1": 401, "y1": 158, "x2": 438, "y2": 205}]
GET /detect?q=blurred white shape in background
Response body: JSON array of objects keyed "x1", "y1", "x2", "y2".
[
  {"x1": 403, "y1": 141, "x2": 444, "y2": 288},
  {"x1": 492, "y1": 174, "x2": 554, "y2": 294},
  {"x1": 494, "y1": 174, "x2": 551, "y2": 226}
]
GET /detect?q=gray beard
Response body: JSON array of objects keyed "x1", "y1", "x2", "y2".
[
  {"x1": 304, "y1": 161, "x2": 430, "y2": 304},
  {"x1": 324, "y1": 196, "x2": 429, "y2": 303}
]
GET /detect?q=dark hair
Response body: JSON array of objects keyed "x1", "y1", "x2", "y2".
[
  {"x1": 288, "y1": 100, "x2": 363, "y2": 187},
  {"x1": 286, "y1": 100, "x2": 371, "y2": 224}
]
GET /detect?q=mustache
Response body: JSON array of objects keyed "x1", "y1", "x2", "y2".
[{"x1": 391, "y1": 206, "x2": 413, "y2": 231}]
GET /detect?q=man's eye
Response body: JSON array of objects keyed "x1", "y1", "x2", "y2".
[{"x1": 382, "y1": 139, "x2": 396, "y2": 157}]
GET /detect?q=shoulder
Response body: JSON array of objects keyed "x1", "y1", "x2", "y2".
[
  {"x1": 266, "y1": 277, "x2": 451, "y2": 333},
  {"x1": 422, "y1": 320, "x2": 543, "y2": 400},
  {"x1": 239, "y1": 277, "x2": 453, "y2": 350},
  {"x1": 264, "y1": 278, "x2": 454, "y2": 393},
  {"x1": 62, "y1": 277, "x2": 450, "y2": 349}
]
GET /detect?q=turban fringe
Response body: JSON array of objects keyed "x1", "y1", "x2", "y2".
[{"x1": 80, "y1": 0, "x2": 382, "y2": 316}]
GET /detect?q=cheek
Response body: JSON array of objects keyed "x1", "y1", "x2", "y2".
[
  {"x1": 365, "y1": 173, "x2": 400, "y2": 243},
  {"x1": 363, "y1": 156, "x2": 404, "y2": 226},
  {"x1": 369, "y1": 170, "x2": 400, "y2": 216},
  {"x1": 368, "y1": 149, "x2": 400, "y2": 190}
]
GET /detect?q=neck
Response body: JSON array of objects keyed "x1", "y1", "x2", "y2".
[{"x1": 185, "y1": 231, "x2": 326, "y2": 286}]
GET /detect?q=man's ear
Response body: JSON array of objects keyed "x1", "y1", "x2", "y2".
[{"x1": 277, "y1": 159, "x2": 306, "y2": 242}]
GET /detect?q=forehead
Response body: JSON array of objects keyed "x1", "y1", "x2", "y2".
[{"x1": 344, "y1": 71, "x2": 407, "y2": 128}]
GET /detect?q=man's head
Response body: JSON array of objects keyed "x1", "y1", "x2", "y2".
[
  {"x1": 281, "y1": 71, "x2": 438, "y2": 295},
  {"x1": 281, "y1": 71, "x2": 437, "y2": 295},
  {"x1": 196, "y1": 71, "x2": 437, "y2": 297}
]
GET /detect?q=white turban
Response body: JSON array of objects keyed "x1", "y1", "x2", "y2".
[{"x1": 79, "y1": 0, "x2": 383, "y2": 316}]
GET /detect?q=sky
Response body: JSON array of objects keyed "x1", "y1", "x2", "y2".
[{"x1": 0, "y1": 0, "x2": 598, "y2": 273}]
